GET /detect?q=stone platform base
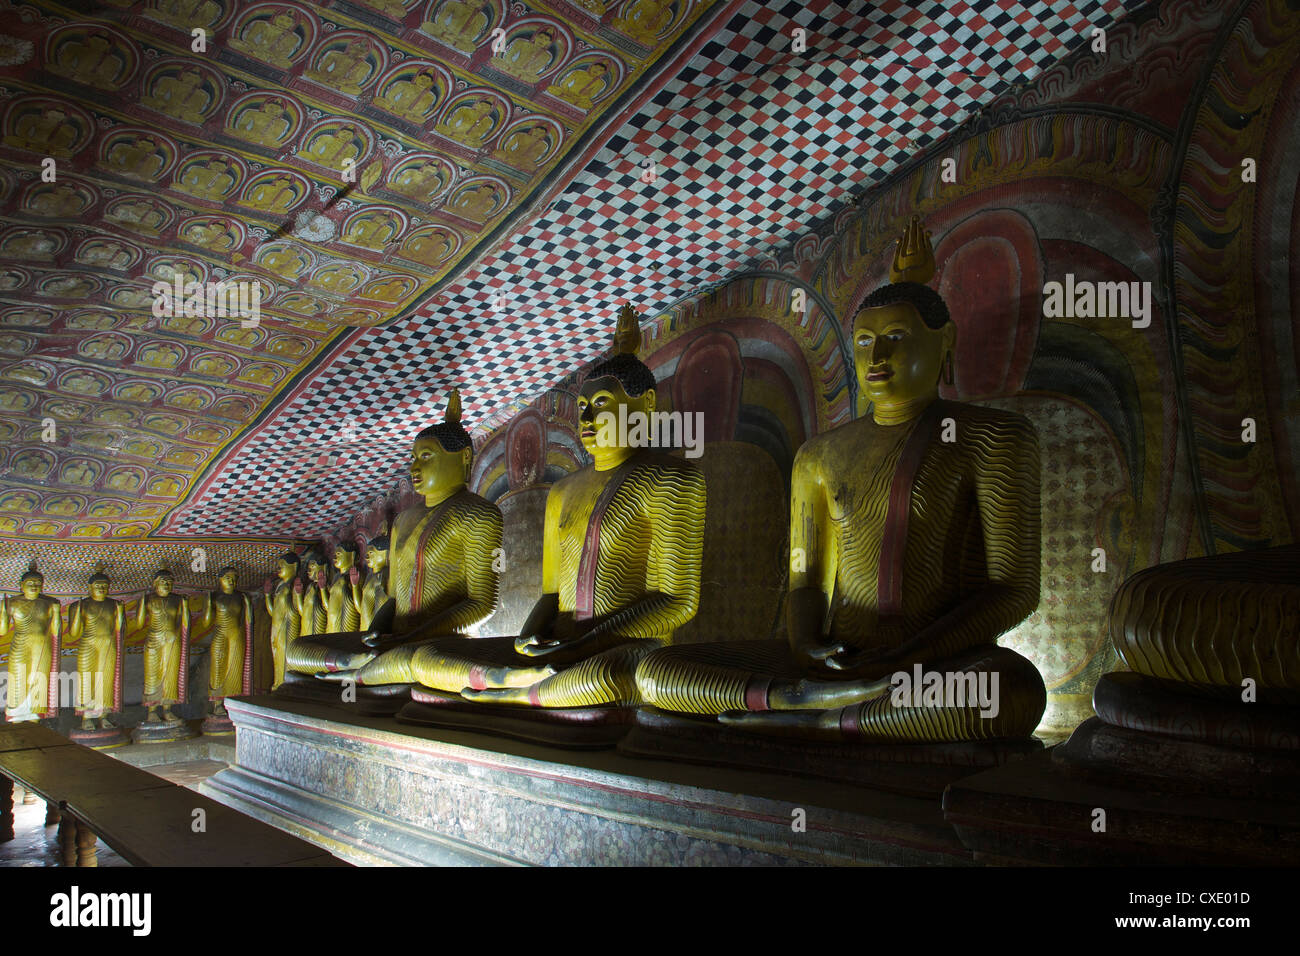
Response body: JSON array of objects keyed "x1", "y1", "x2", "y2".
[
  {"x1": 67, "y1": 725, "x2": 129, "y2": 749},
  {"x1": 273, "y1": 674, "x2": 410, "y2": 715},
  {"x1": 131, "y1": 718, "x2": 199, "y2": 744},
  {"x1": 399, "y1": 689, "x2": 633, "y2": 749},
  {"x1": 202, "y1": 714, "x2": 236, "y2": 736},
  {"x1": 201, "y1": 695, "x2": 975, "y2": 866},
  {"x1": 622, "y1": 707, "x2": 1043, "y2": 798},
  {"x1": 943, "y1": 717, "x2": 1300, "y2": 865}
]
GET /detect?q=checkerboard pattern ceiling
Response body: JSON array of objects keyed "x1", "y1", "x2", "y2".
[{"x1": 164, "y1": 0, "x2": 1145, "y2": 539}]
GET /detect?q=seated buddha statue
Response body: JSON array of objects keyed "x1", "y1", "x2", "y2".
[
  {"x1": 1, "y1": 566, "x2": 61, "y2": 722},
  {"x1": 635, "y1": 218, "x2": 1046, "y2": 744},
  {"x1": 280, "y1": 391, "x2": 502, "y2": 694},
  {"x1": 340, "y1": 305, "x2": 705, "y2": 719}
]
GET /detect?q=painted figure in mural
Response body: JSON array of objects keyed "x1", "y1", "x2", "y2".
[
  {"x1": 389, "y1": 160, "x2": 447, "y2": 199},
  {"x1": 342, "y1": 213, "x2": 398, "y2": 249},
  {"x1": 51, "y1": 34, "x2": 127, "y2": 89},
  {"x1": 290, "y1": 391, "x2": 502, "y2": 679},
  {"x1": 106, "y1": 198, "x2": 166, "y2": 234},
  {"x1": 176, "y1": 157, "x2": 237, "y2": 200},
  {"x1": 435, "y1": 98, "x2": 496, "y2": 146},
  {"x1": 29, "y1": 183, "x2": 85, "y2": 218},
  {"x1": 201, "y1": 567, "x2": 251, "y2": 717},
  {"x1": 153, "y1": 0, "x2": 224, "y2": 31},
  {"x1": 376, "y1": 71, "x2": 440, "y2": 121},
  {"x1": 613, "y1": 0, "x2": 676, "y2": 43},
  {"x1": 422, "y1": 0, "x2": 490, "y2": 52},
  {"x1": 1, "y1": 567, "x2": 61, "y2": 723},
  {"x1": 635, "y1": 217, "x2": 1046, "y2": 743},
  {"x1": 494, "y1": 124, "x2": 551, "y2": 167},
  {"x1": 360, "y1": 536, "x2": 390, "y2": 631},
  {"x1": 144, "y1": 67, "x2": 213, "y2": 122},
  {"x1": 344, "y1": 306, "x2": 705, "y2": 708},
  {"x1": 400, "y1": 229, "x2": 453, "y2": 266},
  {"x1": 7, "y1": 106, "x2": 81, "y2": 156},
  {"x1": 291, "y1": 550, "x2": 329, "y2": 639},
  {"x1": 263, "y1": 552, "x2": 302, "y2": 690},
  {"x1": 66, "y1": 571, "x2": 124, "y2": 731},
  {"x1": 548, "y1": 62, "x2": 611, "y2": 110},
  {"x1": 305, "y1": 38, "x2": 376, "y2": 94},
  {"x1": 245, "y1": 175, "x2": 299, "y2": 213},
  {"x1": 104, "y1": 135, "x2": 166, "y2": 180},
  {"x1": 230, "y1": 98, "x2": 294, "y2": 147},
  {"x1": 138, "y1": 570, "x2": 190, "y2": 722},
  {"x1": 303, "y1": 125, "x2": 362, "y2": 168},
  {"x1": 496, "y1": 29, "x2": 556, "y2": 82},
  {"x1": 229, "y1": 11, "x2": 303, "y2": 68},
  {"x1": 448, "y1": 183, "x2": 502, "y2": 222}
]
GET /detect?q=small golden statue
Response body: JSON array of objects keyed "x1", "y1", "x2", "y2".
[
  {"x1": 137, "y1": 569, "x2": 190, "y2": 727},
  {"x1": 1, "y1": 565, "x2": 60, "y2": 722},
  {"x1": 66, "y1": 570, "x2": 124, "y2": 733},
  {"x1": 263, "y1": 553, "x2": 302, "y2": 690},
  {"x1": 360, "y1": 536, "x2": 390, "y2": 631},
  {"x1": 635, "y1": 218, "x2": 1046, "y2": 742},
  {"x1": 200, "y1": 567, "x2": 252, "y2": 721},
  {"x1": 292, "y1": 551, "x2": 329, "y2": 638},
  {"x1": 325, "y1": 544, "x2": 364, "y2": 633},
  {"x1": 347, "y1": 306, "x2": 706, "y2": 711}
]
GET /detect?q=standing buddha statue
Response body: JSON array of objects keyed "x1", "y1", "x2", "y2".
[
  {"x1": 346, "y1": 305, "x2": 705, "y2": 716},
  {"x1": 325, "y1": 543, "x2": 363, "y2": 633},
  {"x1": 635, "y1": 218, "x2": 1046, "y2": 743},
  {"x1": 292, "y1": 551, "x2": 328, "y2": 638},
  {"x1": 66, "y1": 571, "x2": 124, "y2": 733},
  {"x1": 137, "y1": 570, "x2": 190, "y2": 726},
  {"x1": 359, "y1": 536, "x2": 391, "y2": 631},
  {"x1": 263, "y1": 552, "x2": 301, "y2": 690},
  {"x1": 283, "y1": 391, "x2": 502, "y2": 690},
  {"x1": 1, "y1": 566, "x2": 61, "y2": 722},
  {"x1": 201, "y1": 567, "x2": 251, "y2": 720}
]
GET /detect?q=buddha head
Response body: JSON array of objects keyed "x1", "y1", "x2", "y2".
[
  {"x1": 152, "y1": 570, "x2": 174, "y2": 596},
  {"x1": 582, "y1": 303, "x2": 656, "y2": 468},
  {"x1": 366, "y1": 535, "x2": 389, "y2": 575},
  {"x1": 410, "y1": 388, "x2": 472, "y2": 501},
  {"x1": 19, "y1": 566, "x2": 43, "y2": 600},
  {"x1": 88, "y1": 571, "x2": 110, "y2": 601},
  {"x1": 853, "y1": 216, "x2": 954, "y2": 418},
  {"x1": 276, "y1": 551, "x2": 299, "y2": 582},
  {"x1": 332, "y1": 542, "x2": 358, "y2": 574},
  {"x1": 216, "y1": 566, "x2": 238, "y2": 593}
]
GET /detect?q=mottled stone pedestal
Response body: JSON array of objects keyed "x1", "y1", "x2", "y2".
[
  {"x1": 67, "y1": 725, "x2": 129, "y2": 750},
  {"x1": 131, "y1": 718, "x2": 198, "y2": 744},
  {"x1": 202, "y1": 695, "x2": 975, "y2": 866},
  {"x1": 400, "y1": 689, "x2": 633, "y2": 749},
  {"x1": 943, "y1": 715, "x2": 1300, "y2": 865},
  {"x1": 273, "y1": 673, "x2": 410, "y2": 715}
]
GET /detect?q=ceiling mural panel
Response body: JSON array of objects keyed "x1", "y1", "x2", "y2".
[{"x1": 0, "y1": 0, "x2": 726, "y2": 541}]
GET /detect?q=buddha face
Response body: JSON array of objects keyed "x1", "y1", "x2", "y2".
[
  {"x1": 852, "y1": 300, "x2": 953, "y2": 407},
  {"x1": 20, "y1": 575, "x2": 43, "y2": 599},
  {"x1": 306, "y1": 560, "x2": 325, "y2": 580},
  {"x1": 366, "y1": 545, "x2": 387, "y2": 572},
  {"x1": 277, "y1": 559, "x2": 298, "y2": 582},
  {"x1": 579, "y1": 375, "x2": 655, "y2": 460},
  {"x1": 218, "y1": 570, "x2": 238, "y2": 593},
  {"x1": 89, "y1": 579, "x2": 109, "y2": 601},
  {"x1": 153, "y1": 574, "x2": 173, "y2": 596},
  {"x1": 409, "y1": 435, "x2": 470, "y2": 499},
  {"x1": 333, "y1": 549, "x2": 356, "y2": 574}
]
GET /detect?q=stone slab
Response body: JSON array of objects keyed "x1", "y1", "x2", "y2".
[
  {"x1": 202, "y1": 695, "x2": 975, "y2": 867},
  {"x1": 942, "y1": 746, "x2": 1300, "y2": 865}
]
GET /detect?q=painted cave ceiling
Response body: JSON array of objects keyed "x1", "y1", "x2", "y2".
[{"x1": 0, "y1": 0, "x2": 1140, "y2": 543}]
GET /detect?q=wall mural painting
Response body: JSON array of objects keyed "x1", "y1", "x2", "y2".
[{"x1": 0, "y1": 0, "x2": 719, "y2": 541}]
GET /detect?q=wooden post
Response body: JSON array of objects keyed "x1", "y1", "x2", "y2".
[
  {"x1": 0, "y1": 775, "x2": 13, "y2": 843},
  {"x1": 74, "y1": 818, "x2": 97, "y2": 867},
  {"x1": 45, "y1": 801, "x2": 60, "y2": 827},
  {"x1": 58, "y1": 816, "x2": 76, "y2": 866},
  {"x1": 21, "y1": 786, "x2": 38, "y2": 805}
]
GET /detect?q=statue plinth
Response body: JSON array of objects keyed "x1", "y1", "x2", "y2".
[
  {"x1": 66, "y1": 725, "x2": 128, "y2": 750},
  {"x1": 400, "y1": 688, "x2": 634, "y2": 749},
  {"x1": 131, "y1": 718, "x2": 198, "y2": 744},
  {"x1": 273, "y1": 672, "x2": 410, "y2": 715},
  {"x1": 202, "y1": 714, "x2": 236, "y2": 736}
]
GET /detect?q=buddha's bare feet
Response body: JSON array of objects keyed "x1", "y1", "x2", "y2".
[
  {"x1": 80, "y1": 717, "x2": 95, "y2": 731},
  {"x1": 98, "y1": 718, "x2": 112, "y2": 731},
  {"x1": 213, "y1": 702, "x2": 227, "y2": 717},
  {"x1": 460, "y1": 686, "x2": 532, "y2": 705},
  {"x1": 145, "y1": 708, "x2": 160, "y2": 724},
  {"x1": 162, "y1": 707, "x2": 176, "y2": 721},
  {"x1": 718, "y1": 709, "x2": 842, "y2": 739}
]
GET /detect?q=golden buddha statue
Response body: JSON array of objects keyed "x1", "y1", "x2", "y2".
[
  {"x1": 291, "y1": 551, "x2": 328, "y2": 638},
  {"x1": 422, "y1": 0, "x2": 489, "y2": 52},
  {"x1": 66, "y1": 571, "x2": 124, "y2": 731},
  {"x1": 325, "y1": 544, "x2": 364, "y2": 633},
  {"x1": 635, "y1": 218, "x2": 1046, "y2": 743},
  {"x1": 200, "y1": 567, "x2": 251, "y2": 718},
  {"x1": 346, "y1": 306, "x2": 705, "y2": 712},
  {"x1": 137, "y1": 570, "x2": 190, "y2": 724},
  {"x1": 1, "y1": 567, "x2": 61, "y2": 722},
  {"x1": 263, "y1": 553, "x2": 301, "y2": 690},
  {"x1": 287, "y1": 391, "x2": 502, "y2": 685},
  {"x1": 360, "y1": 536, "x2": 390, "y2": 630}
]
